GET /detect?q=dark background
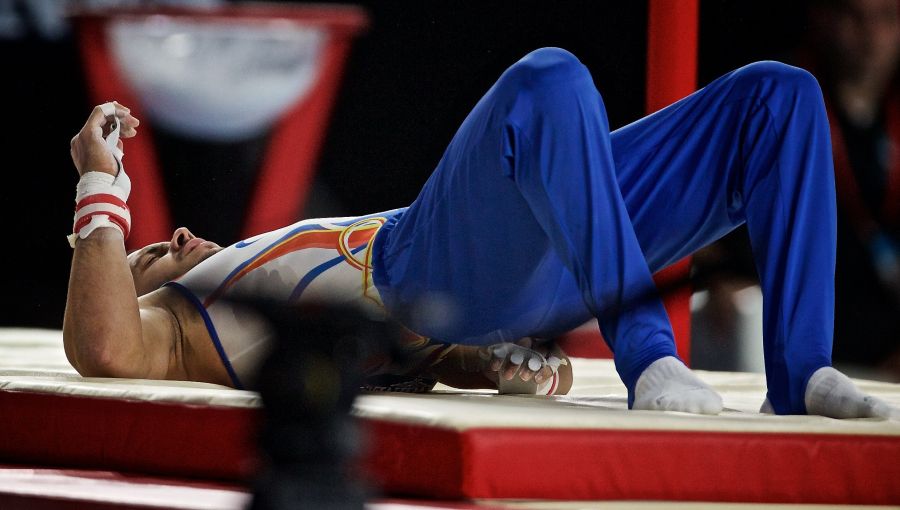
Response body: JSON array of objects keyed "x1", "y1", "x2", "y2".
[{"x1": 2, "y1": 1, "x2": 806, "y2": 328}]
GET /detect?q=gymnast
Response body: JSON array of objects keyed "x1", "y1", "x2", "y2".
[{"x1": 65, "y1": 47, "x2": 898, "y2": 418}]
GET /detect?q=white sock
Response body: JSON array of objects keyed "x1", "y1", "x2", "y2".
[
  {"x1": 804, "y1": 367, "x2": 899, "y2": 419},
  {"x1": 633, "y1": 356, "x2": 723, "y2": 415}
]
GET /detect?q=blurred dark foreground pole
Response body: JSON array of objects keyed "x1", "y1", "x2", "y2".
[{"x1": 232, "y1": 299, "x2": 401, "y2": 510}]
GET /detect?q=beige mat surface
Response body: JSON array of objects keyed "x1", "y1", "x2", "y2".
[{"x1": 2, "y1": 328, "x2": 899, "y2": 437}]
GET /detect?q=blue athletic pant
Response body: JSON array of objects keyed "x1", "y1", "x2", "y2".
[{"x1": 371, "y1": 48, "x2": 836, "y2": 414}]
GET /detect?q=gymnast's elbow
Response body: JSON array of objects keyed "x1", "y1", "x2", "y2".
[{"x1": 63, "y1": 323, "x2": 140, "y2": 378}]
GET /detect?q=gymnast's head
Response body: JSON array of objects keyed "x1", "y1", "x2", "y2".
[{"x1": 127, "y1": 227, "x2": 222, "y2": 296}]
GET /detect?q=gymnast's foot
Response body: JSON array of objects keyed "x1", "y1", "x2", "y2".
[
  {"x1": 801, "y1": 367, "x2": 899, "y2": 419},
  {"x1": 632, "y1": 356, "x2": 723, "y2": 415}
]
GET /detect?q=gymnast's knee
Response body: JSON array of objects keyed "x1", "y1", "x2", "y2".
[
  {"x1": 498, "y1": 47, "x2": 597, "y2": 97},
  {"x1": 730, "y1": 61, "x2": 823, "y2": 103}
]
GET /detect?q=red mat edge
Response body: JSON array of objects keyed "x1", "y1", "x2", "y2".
[
  {"x1": 458, "y1": 426, "x2": 900, "y2": 504},
  {"x1": 361, "y1": 419, "x2": 465, "y2": 499},
  {"x1": 0, "y1": 389, "x2": 260, "y2": 481},
  {"x1": 363, "y1": 419, "x2": 900, "y2": 504},
  {"x1": 4, "y1": 389, "x2": 900, "y2": 504}
]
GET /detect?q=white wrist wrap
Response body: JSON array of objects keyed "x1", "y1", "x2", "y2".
[
  {"x1": 99, "y1": 102, "x2": 125, "y2": 170},
  {"x1": 67, "y1": 103, "x2": 132, "y2": 247},
  {"x1": 535, "y1": 370, "x2": 561, "y2": 396},
  {"x1": 529, "y1": 355, "x2": 565, "y2": 395}
]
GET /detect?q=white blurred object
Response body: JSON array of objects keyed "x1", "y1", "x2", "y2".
[
  {"x1": 691, "y1": 284, "x2": 765, "y2": 373},
  {"x1": 108, "y1": 16, "x2": 326, "y2": 141},
  {"x1": 732, "y1": 285, "x2": 764, "y2": 373},
  {"x1": 0, "y1": 0, "x2": 221, "y2": 40},
  {"x1": 0, "y1": 0, "x2": 67, "y2": 39}
]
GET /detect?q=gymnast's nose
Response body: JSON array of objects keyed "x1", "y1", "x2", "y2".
[{"x1": 170, "y1": 227, "x2": 195, "y2": 253}]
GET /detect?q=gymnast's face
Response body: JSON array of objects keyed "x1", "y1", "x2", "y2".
[{"x1": 128, "y1": 227, "x2": 222, "y2": 296}]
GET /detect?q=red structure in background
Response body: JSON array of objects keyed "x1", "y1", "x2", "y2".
[
  {"x1": 646, "y1": 0, "x2": 699, "y2": 364},
  {"x1": 72, "y1": 4, "x2": 368, "y2": 249},
  {"x1": 559, "y1": 0, "x2": 698, "y2": 363}
]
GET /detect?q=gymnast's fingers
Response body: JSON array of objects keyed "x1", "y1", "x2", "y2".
[
  {"x1": 120, "y1": 114, "x2": 140, "y2": 138},
  {"x1": 83, "y1": 104, "x2": 110, "y2": 141},
  {"x1": 519, "y1": 354, "x2": 544, "y2": 382},
  {"x1": 533, "y1": 365, "x2": 553, "y2": 385},
  {"x1": 501, "y1": 353, "x2": 520, "y2": 381},
  {"x1": 513, "y1": 338, "x2": 545, "y2": 381},
  {"x1": 110, "y1": 101, "x2": 130, "y2": 118},
  {"x1": 72, "y1": 107, "x2": 117, "y2": 176},
  {"x1": 490, "y1": 352, "x2": 503, "y2": 372},
  {"x1": 488, "y1": 344, "x2": 510, "y2": 372}
]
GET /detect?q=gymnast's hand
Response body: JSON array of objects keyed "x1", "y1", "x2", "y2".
[
  {"x1": 480, "y1": 337, "x2": 569, "y2": 386},
  {"x1": 70, "y1": 101, "x2": 140, "y2": 176}
]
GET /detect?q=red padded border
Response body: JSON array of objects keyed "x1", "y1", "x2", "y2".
[
  {"x1": 364, "y1": 421, "x2": 900, "y2": 504},
  {"x1": 3, "y1": 389, "x2": 899, "y2": 504},
  {"x1": 361, "y1": 420, "x2": 464, "y2": 499},
  {"x1": 0, "y1": 390, "x2": 259, "y2": 481}
]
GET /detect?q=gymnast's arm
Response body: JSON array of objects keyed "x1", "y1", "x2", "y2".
[
  {"x1": 62, "y1": 104, "x2": 183, "y2": 380},
  {"x1": 64, "y1": 230, "x2": 181, "y2": 380}
]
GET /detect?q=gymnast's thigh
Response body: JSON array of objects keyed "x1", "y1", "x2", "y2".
[
  {"x1": 374, "y1": 83, "x2": 592, "y2": 343},
  {"x1": 609, "y1": 75, "x2": 751, "y2": 273}
]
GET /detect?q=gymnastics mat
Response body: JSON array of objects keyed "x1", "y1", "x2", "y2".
[{"x1": 1, "y1": 328, "x2": 899, "y2": 504}]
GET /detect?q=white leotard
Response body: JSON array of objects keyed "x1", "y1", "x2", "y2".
[{"x1": 168, "y1": 211, "x2": 403, "y2": 389}]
